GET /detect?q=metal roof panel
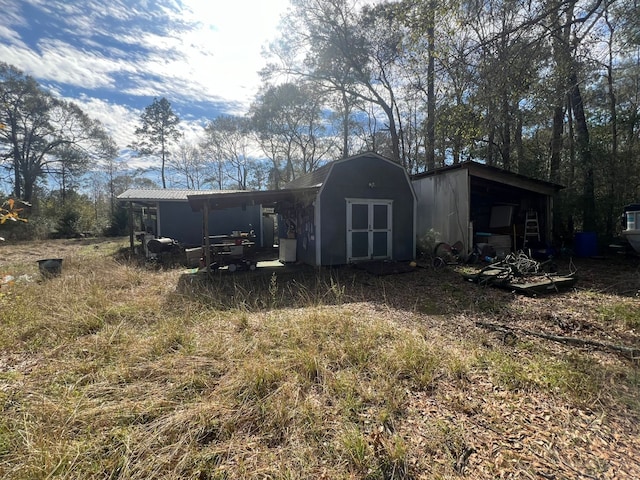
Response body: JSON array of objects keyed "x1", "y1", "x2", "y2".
[{"x1": 117, "y1": 189, "x2": 244, "y2": 202}]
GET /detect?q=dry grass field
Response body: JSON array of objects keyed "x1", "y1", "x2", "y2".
[{"x1": 1, "y1": 237, "x2": 639, "y2": 479}]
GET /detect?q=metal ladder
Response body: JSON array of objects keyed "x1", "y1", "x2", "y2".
[{"x1": 524, "y1": 210, "x2": 540, "y2": 247}]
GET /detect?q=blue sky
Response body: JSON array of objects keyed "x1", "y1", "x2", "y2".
[{"x1": 0, "y1": 0, "x2": 289, "y2": 151}]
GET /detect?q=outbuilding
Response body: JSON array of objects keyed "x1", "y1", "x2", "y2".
[
  {"x1": 411, "y1": 162, "x2": 564, "y2": 256},
  {"x1": 188, "y1": 152, "x2": 417, "y2": 266},
  {"x1": 117, "y1": 189, "x2": 263, "y2": 248}
]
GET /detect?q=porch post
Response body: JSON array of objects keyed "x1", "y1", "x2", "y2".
[
  {"x1": 203, "y1": 202, "x2": 211, "y2": 273},
  {"x1": 547, "y1": 197, "x2": 554, "y2": 244},
  {"x1": 155, "y1": 201, "x2": 161, "y2": 237},
  {"x1": 128, "y1": 201, "x2": 134, "y2": 253}
]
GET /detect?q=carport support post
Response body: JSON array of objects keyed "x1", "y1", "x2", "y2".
[
  {"x1": 128, "y1": 201, "x2": 134, "y2": 253},
  {"x1": 203, "y1": 202, "x2": 211, "y2": 273}
]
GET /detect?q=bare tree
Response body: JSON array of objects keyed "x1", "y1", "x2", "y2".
[
  {"x1": 250, "y1": 83, "x2": 333, "y2": 187},
  {"x1": 169, "y1": 141, "x2": 209, "y2": 189}
]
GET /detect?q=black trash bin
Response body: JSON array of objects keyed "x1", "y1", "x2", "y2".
[{"x1": 37, "y1": 258, "x2": 63, "y2": 277}]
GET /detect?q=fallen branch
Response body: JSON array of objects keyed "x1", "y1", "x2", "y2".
[{"x1": 475, "y1": 320, "x2": 640, "y2": 360}]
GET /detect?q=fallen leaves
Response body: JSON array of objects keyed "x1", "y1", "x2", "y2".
[{"x1": 398, "y1": 372, "x2": 640, "y2": 479}]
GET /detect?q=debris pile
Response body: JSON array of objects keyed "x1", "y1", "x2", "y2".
[{"x1": 463, "y1": 252, "x2": 577, "y2": 294}]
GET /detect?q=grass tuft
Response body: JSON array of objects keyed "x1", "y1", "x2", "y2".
[
  {"x1": 597, "y1": 302, "x2": 640, "y2": 330},
  {"x1": 1, "y1": 240, "x2": 639, "y2": 478}
]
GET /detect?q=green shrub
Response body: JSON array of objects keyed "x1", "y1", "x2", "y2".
[{"x1": 56, "y1": 208, "x2": 81, "y2": 237}]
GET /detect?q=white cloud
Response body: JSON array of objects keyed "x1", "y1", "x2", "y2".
[
  {"x1": 112, "y1": 0, "x2": 291, "y2": 111},
  {"x1": 4, "y1": 0, "x2": 290, "y2": 112},
  {"x1": 0, "y1": 24, "x2": 26, "y2": 48},
  {"x1": 70, "y1": 95, "x2": 140, "y2": 148},
  {"x1": 68, "y1": 94, "x2": 208, "y2": 162},
  {"x1": 174, "y1": 0, "x2": 290, "y2": 109},
  {"x1": 2, "y1": 0, "x2": 291, "y2": 166},
  {"x1": 39, "y1": 40, "x2": 132, "y2": 88},
  {"x1": 0, "y1": 39, "x2": 138, "y2": 91}
]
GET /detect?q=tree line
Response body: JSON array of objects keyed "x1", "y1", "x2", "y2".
[
  {"x1": 2, "y1": 0, "x2": 639, "y2": 242},
  {"x1": 258, "y1": 0, "x2": 640, "y2": 240}
]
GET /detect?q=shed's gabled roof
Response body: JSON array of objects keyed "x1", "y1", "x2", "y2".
[
  {"x1": 117, "y1": 189, "x2": 244, "y2": 202},
  {"x1": 284, "y1": 152, "x2": 402, "y2": 190},
  {"x1": 284, "y1": 163, "x2": 332, "y2": 189}
]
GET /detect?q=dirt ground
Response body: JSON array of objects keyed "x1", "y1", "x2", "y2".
[
  {"x1": 0, "y1": 236, "x2": 120, "y2": 265},
  {"x1": 1, "y1": 237, "x2": 639, "y2": 478}
]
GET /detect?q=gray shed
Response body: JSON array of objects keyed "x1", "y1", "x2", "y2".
[
  {"x1": 411, "y1": 162, "x2": 563, "y2": 256},
  {"x1": 117, "y1": 189, "x2": 263, "y2": 247},
  {"x1": 188, "y1": 152, "x2": 417, "y2": 266}
]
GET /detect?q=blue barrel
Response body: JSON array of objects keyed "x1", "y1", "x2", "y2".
[{"x1": 574, "y1": 232, "x2": 597, "y2": 257}]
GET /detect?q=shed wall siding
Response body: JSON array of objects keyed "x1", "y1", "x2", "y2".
[
  {"x1": 318, "y1": 156, "x2": 415, "y2": 265},
  {"x1": 159, "y1": 202, "x2": 261, "y2": 246},
  {"x1": 413, "y1": 169, "x2": 471, "y2": 251}
]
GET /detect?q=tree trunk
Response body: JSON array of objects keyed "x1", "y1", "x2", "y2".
[
  {"x1": 487, "y1": 108, "x2": 496, "y2": 167},
  {"x1": 9, "y1": 115, "x2": 22, "y2": 199},
  {"x1": 22, "y1": 172, "x2": 35, "y2": 204},
  {"x1": 515, "y1": 108, "x2": 523, "y2": 172},
  {"x1": 568, "y1": 73, "x2": 596, "y2": 232},
  {"x1": 501, "y1": 91, "x2": 511, "y2": 170},
  {"x1": 161, "y1": 148, "x2": 167, "y2": 189},
  {"x1": 341, "y1": 90, "x2": 350, "y2": 158},
  {"x1": 567, "y1": 92, "x2": 576, "y2": 188},
  {"x1": 13, "y1": 152, "x2": 21, "y2": 199},
  {"x1": 426, "y1": 0, "x2": 436, "y2": 171},
  {"x1": 394, "y1": 100, "x2": 407, "y2": 168},
  {"x1": 380, "y1": 100, "x2": 401, "y2": 163},
  {"x1": 550, "y1": 105, "x2": 564, "y2": 179},
  {"x1": 604, "y1": 9, "x2": 618, "y2": 239}
]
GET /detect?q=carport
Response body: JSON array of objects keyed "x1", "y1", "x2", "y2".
[
  {"x1": 117, "y1": 189, "x2": 262, "y2": 253},
  {"x1": 187, "y1": 187, "x2": 319, "y2": 272},
  {"x1": 412, "y1": 162, "x2": 564, "y2": 256}
]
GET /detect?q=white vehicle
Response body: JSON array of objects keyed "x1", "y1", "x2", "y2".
[{"x1": 622, "y1": 203, "x2": 640, "y2": 254}]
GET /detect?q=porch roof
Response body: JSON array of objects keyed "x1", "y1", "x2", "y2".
[{"x1": 187, "y1": 186, "x2": 320, "y2": 212}]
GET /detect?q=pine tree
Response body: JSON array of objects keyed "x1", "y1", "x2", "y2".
[{"x1": 131, "y1": 97, "x2": 181, "y2": 188}]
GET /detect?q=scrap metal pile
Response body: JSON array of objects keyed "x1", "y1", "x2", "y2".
[{"x1": 463, "y1": 252, "x2": 578, "y2": 295}]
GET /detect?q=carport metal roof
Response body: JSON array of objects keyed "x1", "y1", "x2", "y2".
[
  {"x1": 187, "y1": 186, "x2": 320, "y2": 212},
  {"x1": 117, "y1": 188, "x2": 244, "y2": 206},
  {"x1": 412, "y1": 161, "x2": 564, "y2": 196}
]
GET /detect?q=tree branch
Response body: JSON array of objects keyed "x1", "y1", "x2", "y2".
[{"x1": 475, "y1": 320, "x2": 639, "y2": 360}]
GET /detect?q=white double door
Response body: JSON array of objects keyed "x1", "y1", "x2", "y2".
[{"x1": 346, "y1": 199, "x2": 392, "y2": 262}]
